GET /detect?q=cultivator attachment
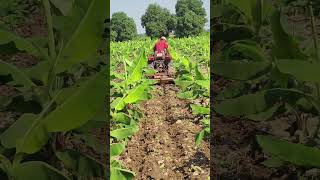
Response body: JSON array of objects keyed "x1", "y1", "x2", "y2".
[{"x1": 146, "y1": 72, "x2": 174, "y2": 84}]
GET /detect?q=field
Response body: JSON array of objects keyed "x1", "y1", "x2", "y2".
[
  {"x1": 213, "y1": 0, "x2": 320, "y2": 179},
  {"x1": 0, "y1": 1, "x2": 109, "y2": 179},
  {"x1": 110, "y1": 34, "x2": 210, "y2": 179}
]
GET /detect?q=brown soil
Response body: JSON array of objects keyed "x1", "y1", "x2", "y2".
[
  {"x1": 211, "y1": 76, "x2": 298, "y2": 180},
  {"x1": 13, "y1": 8, "x2": 47, "y2": 38},
  {"x1": 1, "y1": 53, "x2": 39, "y2": 68},
  {"x1": 120, "y1": 84, "x2": 210, "y2": 180},
  {"x1": 0, "y1": 10, "x2": 45, "y2": 129}
]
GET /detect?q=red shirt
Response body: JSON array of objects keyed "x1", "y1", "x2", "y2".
[{"x1": 154, "y1": 40, "x2": 168, "y2": 52}]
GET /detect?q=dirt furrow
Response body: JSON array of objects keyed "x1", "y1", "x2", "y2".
[{"x1": 120, "y1": 84, "x2": 210, "y2": 180}]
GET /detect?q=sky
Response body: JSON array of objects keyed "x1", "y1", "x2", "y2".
[{"x1": 110, "y1": 0, "x2": 210, "y2": 34}]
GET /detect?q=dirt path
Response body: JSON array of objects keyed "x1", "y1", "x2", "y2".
[{"x1": 120, "y1": 84, "x2": 210, "y2": 180}]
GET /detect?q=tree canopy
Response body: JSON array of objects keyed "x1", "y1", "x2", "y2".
[
  {"x1": 175, "y1": 0, "x2": 207, "y2": 37},
  {"x1": 111, "y1": 12, "x2": 137, "y2": 41},
  {"x1": 141, "y1": 4, "x2": 176, "y2": 38},
  {"x1": 111, "y1": 1, "x2": 208, "y2": 40}
]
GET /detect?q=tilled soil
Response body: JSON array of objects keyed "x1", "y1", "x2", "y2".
[
  {"x1": 211, "y1": 76, "x2": 299, "y2": 180},
  {"x1": 120, "y1": 84, "x2": 210, "y2": 180},
  {"x1": 212, "y1": 115, "x2": 300, "y2": 180}
]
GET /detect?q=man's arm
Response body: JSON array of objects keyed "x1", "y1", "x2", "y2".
[
  {"x1": 165, "y1": 42, "x2": 169, "y2": 53},
  {"x1": 165, "y1": 42, "x2": 168, "y2": 49}
]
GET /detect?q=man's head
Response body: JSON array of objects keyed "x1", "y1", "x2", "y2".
[{"x1": 160, "y1": 36, "x2": 166, "y2": 41}]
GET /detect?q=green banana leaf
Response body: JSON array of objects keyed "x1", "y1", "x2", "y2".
[
  {"x1": 276, "y1": 60, "x2": 320, "y2": 83},
  {"x1": 127, "y1": 50, "x2": 147, "y2": 85},
  {"x1": 12, "y1": 161, "x2": 70, "y2": 180},
  {"x1": 110, "y1": 143, "x2": 126, "y2": 158},
  {"x1": 25, "y1": 61, "x2": 51, "y2": 85},
  {"x1": 44, "y1": 68, "x2": 107, "y2": 132},
  {"x1": 110, "y1": 126, "x2": 139, "y2": 140},
  {"x1": 190, "y1": 104, "x2": 209, "y2": 115},
  {"x1": 49, "y1": 0, "x2": 73, "y2": 16},
  {"x1": 0, "y1": 30, "x2": 47, "y2": 58},
  {"x1": 270, "y1": 9, "x2": 306, "y2": 59},
  {"x1": 55, "y1": 0, "x2": 108, "y2": 73},
  {"x1": 56, "y1": 149, "x2": 106, "y2": 178},
  {"x1": 110, "y1": 167, "x2": 135, "y2": 180},
  {"x1": 227, "y1": 40, "x2": 268, "y2": 61},
  {"x1": 215, "y1": 91, "x2": 268, "y2": 116},
  {"x1": 213, "y1": 61, "x2": 270, "y2": 80},
  {"x1": 246, "y1": 104, "x2": 281, "y2": 121},
  {"x1": 113, "y1": 82, "x2": 149, "y2": 111},
  {"x1": 0, "y1": 60, "x2": 35, "y2": 89},
  {"x1": 0, "y1": 68, "x2": 107, "y2": 154},
  {"x1": 257, "y1": 135, "x2": 320, "y2": 168}
]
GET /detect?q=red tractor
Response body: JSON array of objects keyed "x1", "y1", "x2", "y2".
[{"x1": 146, "y1": 51, "x2": 174, "y2": 84}]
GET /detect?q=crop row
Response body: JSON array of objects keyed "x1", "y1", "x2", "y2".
[{"x1": 110, "y1": 34, "x2": 210, "y2": 179}]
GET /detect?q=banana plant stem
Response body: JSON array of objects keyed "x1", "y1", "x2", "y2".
[
  {"x1": 309, "y1": 0, "x2": 319, "y2": 62},
  {"x1": 308, "y1": 0, "x2": 320, "y2": 100},
  {"x1": 42, "y1": 0, "x2": 56, "y2": 60}
]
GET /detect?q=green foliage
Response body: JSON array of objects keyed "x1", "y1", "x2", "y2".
[
  {"x1": 110, "y1": 33, "x2": 210, "y2": 178},
  {"x1": 110, "y1": 39, "x2": 155, "y2": 178},
  {"x1": 0, "y1": 0, "x2": 108, "y2": 179},
  {"x1": 175, "y1": 0, "x2": 207, "y2": 37},
  {"x1": 257, "y1": 135, "x2": 320, "y2": 168},
  {"x1": 111, "y1": 12, "x2": 137, "y2": 42},
  {"x1": 111, "y1": 30, "x2": 117, "y2": 41},
  {"x1": 214, "y1": 0, "x2": 320, "y2": 175},
  {"x1": 168, "y1": 34, "x2": 210, "y2": 146},
  {"x1": 0, "y1": 29, "x2": 48, "y2": 58},
  {"x1": 213, "y1": 61, "x2": 271, "y2": 80},
  {"x1": 53, "y1": 0, "x2": 108, "y2": 73},
  {"x1": 141, "y1": 4, "x2": 176, "y2": 38},
  {"x1": 56, "y1": 150, "x2": 106, "y2": 178},
  {"x1": 12, "y1": 161, "x2": 70, "y2": 180},
  {"x1": 0, "y1": 0, "x2": 40, "y2": 29},
  {"x1": 195, "y1": 119, "x2": 209, "y2": 146},
  {"x1": 215, "y1": 91, "x2": 268, "y2": 116},
  {"x1": 270, "y1": 9, "x2": 306, "y2": 59},
  {"x1": 0, "y1": 60, "x2": 35, "y2": 88},
  {"x1": 49, "y1": 0, "x2": 73, "y2": 16}
]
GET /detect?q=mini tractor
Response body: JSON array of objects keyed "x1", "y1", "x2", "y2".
[{"x1": 146, "y1": 51, "x2": 175, "y2": 84}]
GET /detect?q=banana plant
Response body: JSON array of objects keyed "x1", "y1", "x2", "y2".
[
  {"x1": 214, "y1": 2, "x2": 320, "y2": 172},
  {"x1": 0, "y1": 0, "x2": 108, "y2": 179},
  {"x1": 172, "y1": 44, "x2": 210, "y2": 146},
  {"x1": 110, "y1": 47, "x2": 155, "y2": 179}
]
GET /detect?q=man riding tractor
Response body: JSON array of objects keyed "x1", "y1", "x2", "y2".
[
  {"x1": 148, "y1": 36, "x2": 172, "y2": 69},
  {"x1": 147, "y1": 36, "x2": 174, "y2": 84}
]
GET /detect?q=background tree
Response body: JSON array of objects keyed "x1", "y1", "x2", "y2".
[
  {"x1": 175, "y1": 0, "x2": 207, "y2": 37},
  {"x1": 111, "y1": 12, "x2": 137, "y2": 41},
  {"x1": 141, "y1": 4, "x2": 177, "y2": 38},
  {"x1": 110, "y1": 30, "x2": 117, "y2": 41}
]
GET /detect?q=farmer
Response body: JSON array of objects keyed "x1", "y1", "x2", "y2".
[
  {"x1": 149, "y1": 36, "x2": 170, "y2": 68},
  {"x1": 154, "y1": 36, "x2": 168, "y2": 60}
]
